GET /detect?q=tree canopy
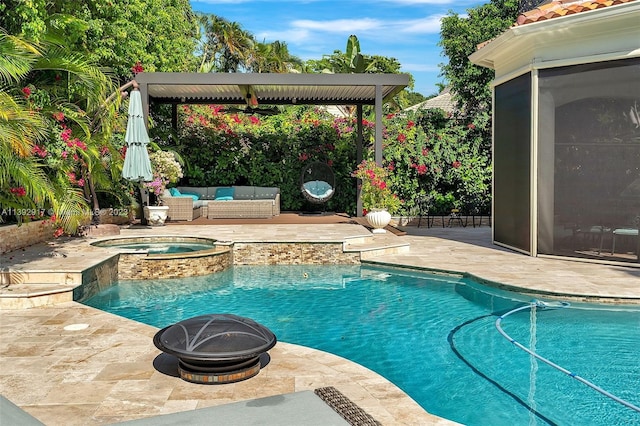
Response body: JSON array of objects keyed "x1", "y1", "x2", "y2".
[
  {"x1": 439, "y1": 0, "x2": 519, "y2": 117},
  {"x1": 0, "y1": 0, "x2": 199, "y2": 79}
]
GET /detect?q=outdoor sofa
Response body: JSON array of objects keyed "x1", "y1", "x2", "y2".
[{"x1": 160, "y1": 186, "x2": 280, "y2": 220}]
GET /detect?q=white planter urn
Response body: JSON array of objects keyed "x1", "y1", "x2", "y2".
[
  {"x1": 366, "y1": 209, "x2": 391, "y2": 233},
  {"x1": 143, "y1": 205, "x2": 169, "y2": 226}
]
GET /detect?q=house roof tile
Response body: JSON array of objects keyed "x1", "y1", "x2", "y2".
[{"x1": 515, "y1": 0, "x2": 636, "y2": 26}]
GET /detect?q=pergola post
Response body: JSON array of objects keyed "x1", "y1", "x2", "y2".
[
  {"x1": 374, "y1": 85, "x2": 383, "y2": 165},
  {"x1": 356, "y1": 105, "x2": 364, "y2": 217}
]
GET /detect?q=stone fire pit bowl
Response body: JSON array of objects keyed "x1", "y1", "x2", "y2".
[{"x1": 153, "y1": 314, "x2": 277, "y2": 384}]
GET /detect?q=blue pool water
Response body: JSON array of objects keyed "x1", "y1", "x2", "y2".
[
  {"x1": 83, "y1": 264, "x2": 640, "y2": 425},
  {"x1": 92, "y1": 241, "x2": 215, "y2": 254}
]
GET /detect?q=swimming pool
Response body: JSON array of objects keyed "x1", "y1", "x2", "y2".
[{"x1": 83, "y1": 264, "x2": 640, "y2": 425}]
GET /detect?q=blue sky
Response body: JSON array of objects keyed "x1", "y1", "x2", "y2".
[{"x1": 189, "y1": 0, "x2": 485, "y2": 97}]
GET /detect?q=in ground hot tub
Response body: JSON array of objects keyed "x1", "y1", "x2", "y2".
[
  {"x1": 153, "y1": 314, "x2": 277, "y2": 384},
  {"x1": 91, "y1": 236, "x2": 217, "y2": 254},
  {"x1": 86, "y1": 236, "x2": 232, "y2": 281}
]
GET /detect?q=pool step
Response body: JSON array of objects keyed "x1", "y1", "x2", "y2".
[
  {"x1": 0, "y1": 283, "x2": 75, "y2": 309},
  {"x1": 343, "y1": 234, "x2": 410, "y2": 259},
  {"x1": 0, "y1": 270, "x2": 82, "y2": 286}
]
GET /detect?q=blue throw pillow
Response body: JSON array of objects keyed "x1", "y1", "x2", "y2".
[
  {"x1": 169, "y1": 187, "x2": 181, "y2": 196},
  {"x1": 215, "y1": 196, "x2": 233, "y2": 201},
  {"x1": 179, "y1": 194, "x2": 199, "y2": 201},
  {"x1": 215, "y1": 187, "x2": 235, "y2": 200},
  {"x1": 182, "y1": 192, "x2": 200, "y2": 201}
]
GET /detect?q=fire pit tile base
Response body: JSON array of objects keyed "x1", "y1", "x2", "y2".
[{"x1": 178, "y1": 359, "x2": 261, "y2": 384}]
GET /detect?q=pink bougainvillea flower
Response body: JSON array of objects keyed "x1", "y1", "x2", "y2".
[
  {"x1": 387, "y1": 162, "x2": 395, "y2": 171},
  {"x1": 61, "y1": 150, "x2": 68, "y2": 159},
  {"x1": 53, "y1": 227, "x2": 64, "y2": 238},
  {"x1": 422, "y1": 148, "x2": 430, "y2": 156},
  {"x1": 397, "y1": 133, "x2": 406, "y2": 143},
  {"x1": 407, "y1": 120, "x2": 415, "y2": 129},
  {"x1": 467, "y1": 123, "x2": 476, "y2": 130},
  {"x1": 75, "y1": 140, "x2": 87, "y2": 150},
  {"x1": 52, "y1": 111, "x2": 65, "y2": 121},
  {"x1": 452, "y1": 160, "x2": 462, "y2": 168},
  {"x1": 249, "y1": 116, "x2": 260, "y2": 125},
  {"x1": 60, "y1": 128, "x2": 72, "y2": 142},
  {"x1": 416, "y1": 164, "x2": 427, "y2": 175},
  {"x1": 386, "y1": 113, "x2": 395, "y2": 119},
  {"x1": 131, "y1": 61, "x2": 144, "y2": 74},
  {"x1": 32, "y1": 145, "x2": 47, "y2": 158},
  {"x1": 22, "y1": 87, "x2": 31, "y2": 97},
  {"x1": 77, "y1": 178, "x2": 85, "y2": 187}
]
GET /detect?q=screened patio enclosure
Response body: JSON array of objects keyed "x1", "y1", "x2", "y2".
[{"x1": 471, "y1": 0, "x2": 640, "y2": 264}]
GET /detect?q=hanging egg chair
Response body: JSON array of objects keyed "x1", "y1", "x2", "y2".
[{"x1": 300, "y1": 162, "x2": 336, "y2": 206}]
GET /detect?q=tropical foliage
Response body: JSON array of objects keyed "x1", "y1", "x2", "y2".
[
  {"x1": 170, "y1": 103, "x2": 491, "y2": 217},
  {"x1": 0, "y1": 28, "x2": 123, "y2": 234},
  {"x1": 439, "y1": 0, "x2": 519, "y2": 117},
  {"x1": 1, "y1": 0, "x2": 507, "y2": 236},
  {"x1": 0, "y1": 0, "x2": 199, "y2": 78}
]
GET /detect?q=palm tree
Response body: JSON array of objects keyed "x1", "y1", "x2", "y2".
[
  {"x1": 0, "y1": 29, "x2": 119, "y2": 233},
  {"x1": 0, "y1": 32, "x2": 57, "y2": 220},
  {"x1": 249, "y1": 41, "x2": 303, "y2": 73},
  {"x1": 196, "y1": 14, "x2": 255, "y2": 72}
]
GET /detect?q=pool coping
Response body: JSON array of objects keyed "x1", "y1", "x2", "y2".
[{"x1": 1, "y1": 223, "x2": 639, "y2": 425}]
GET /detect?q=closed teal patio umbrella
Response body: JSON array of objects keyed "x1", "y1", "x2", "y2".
[{"x1": 122, "y1": 88, "x2": 153, "y2": 182}]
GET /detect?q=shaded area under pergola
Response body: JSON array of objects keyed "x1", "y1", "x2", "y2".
[{"x1": 134, "y1": 72, "x2": 409, "y2": 216}]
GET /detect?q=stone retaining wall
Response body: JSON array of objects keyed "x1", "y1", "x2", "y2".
[{"x1": 0, "y1": 221, "x2": 54, "y2": 254}]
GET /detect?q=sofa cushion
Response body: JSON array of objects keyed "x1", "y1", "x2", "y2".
[
  {"x1": 233, "y1": 186, "x2": 256, "y2": 200},
  {"x1": 178, "y1": 187, "x2": 208, "y2": 199},
  {"x1": 255, "y1": 187, "x2": 280, "y2": 200},
  {"x1": 180, "y1": 191, "x2": 201, "y2": 200},
  {"x1": 179, "y1": 193, "x2": 199, "y2": 201},
  {"x1": 202, "y1": 187, "x2": 217, "y2": 200},
  {"x1": 169, "y1": 187, "x2": 181, "y2": 196},
  {"x1": 215, "y1": 187, "x2": 235, "y2": 200}
]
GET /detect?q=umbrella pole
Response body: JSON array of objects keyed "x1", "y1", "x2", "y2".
[{"x1": 140, "y1": 186, "x2": 150, "y2": 226}]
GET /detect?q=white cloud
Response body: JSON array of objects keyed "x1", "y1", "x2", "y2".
[
  {"x1": 289, "y1": 15, "x2": 443, "y2": 37},
  {"x1": 395, "y1": 15, "x2": 444, "y2": 33},
  {"x1": 256, "y1": 29, "x2": 312, "y2": 44},
  {"x1": 292, "y1": 18, "x2": 383, "y2": 33}
]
